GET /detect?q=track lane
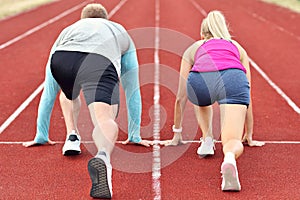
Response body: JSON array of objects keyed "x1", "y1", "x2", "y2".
[
  {"x1": 0, "y1": 0, "x2": 300, "y2": 199},
  {"x1": 158, "y1": 0, "x2": 300, "y2": 199},
  {"x1": 1, "y1": 0, "x2": 159, "y2": 199},
  {"x1": 0, "y1": 1, "x2": 156, "y2": 199}
]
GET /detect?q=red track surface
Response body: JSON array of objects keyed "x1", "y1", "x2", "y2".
[{"x1": 0, "y1": 0, "x2": 300, "y2": 199}]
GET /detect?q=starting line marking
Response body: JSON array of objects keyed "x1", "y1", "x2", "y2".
[{"x1": 1, "y1": 140, "x2": 300, "y2": 145}]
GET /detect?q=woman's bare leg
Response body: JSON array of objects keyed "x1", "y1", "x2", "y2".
[
  {"x1": 194, "y1": 105, "x2": 215, "y2": 157},
  {"x1": 194, "y1": 105, "x2": 213, "y2": 138},
  {"x1": 219, "y1": 104, "x2": 247, "y2": 191},
  {"x1": 220, "y1": 104, "x2": 247, "y2": 158}
]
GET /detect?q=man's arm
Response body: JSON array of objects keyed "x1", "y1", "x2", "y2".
[
  {"x1": 33, "y1": 63, "x2": 60, "y2": 144},
  {"x1": 120, "y1": 41, "x2": 142, "y2": 143},
  {"x1": 23, "y1": 29, "x2": 68, "y2": 147}
]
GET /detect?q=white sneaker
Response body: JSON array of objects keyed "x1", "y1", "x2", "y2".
[
  {"x1": 88, "y1": 153, "x2": 113, "y2": 199},
  {"x1": 62, "y1": 131, "x2": 81, "y2": 156},
  {"x1": 221, "y1": 162, "x2": 241, "y2": 191},
  {"x1": 197, "y1": 137, "x2": 215, "y2": 157}
]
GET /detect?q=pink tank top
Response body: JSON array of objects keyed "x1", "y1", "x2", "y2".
[{"x1": 191, "y1": 39, "x2": 246, "y2": 73}]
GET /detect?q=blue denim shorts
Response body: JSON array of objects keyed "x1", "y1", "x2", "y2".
[{"x1": 187, "y1": 69, "x2": 250, "y2": 107}]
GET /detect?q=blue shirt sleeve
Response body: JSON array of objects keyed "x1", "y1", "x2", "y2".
[
  {"x1": 34, "y1": 62, "x2": 60, "y2": 143},
  {"x1": 33, "y1": 33, "x2": 65, "y2": 143},
  {"x1": 120, "y1": 41, "x2": 142, "y2": 143}
]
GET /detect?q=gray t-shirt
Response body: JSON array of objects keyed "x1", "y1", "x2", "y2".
[{"x1": 53, "y1": 18, "x2": 131, "y2": 77}]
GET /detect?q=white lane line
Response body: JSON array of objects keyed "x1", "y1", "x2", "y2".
[
  {"x1": 1, "y1": 140, "x2": 300, "y2": 145},
  {"x1": 0, "y1": 0, "x2": 93, "y2": 50},
  {"x1": 189, "y1": 0, "x2": 207, "y2": 16},
  {"x1": 190, "y1": 1, "x2": 300, "y2": 115},
  {"x1": 152, "y1": 0, "x2": 161, "y2": 199},
  {"x1": 0, "y1": 83, "x2": 45, "y2": 134},
  {"x1": 192, "y1": 0, "x2": 300, "y2": 41},
  {"x1": 0, "y1": 0, "x2": 129, "y2": 134},
  {"x1": 107, "y1": 0, "x2": 128, "y2": 18},
  {"x1": 249, "y1": 12, "x2": 300, "y2": 41},
  {"x1": 249, "y1": 58, "x2": 300, "y2": 114}
]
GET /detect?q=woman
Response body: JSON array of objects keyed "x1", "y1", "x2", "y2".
[{"x1": 163, "y1": 10, "x2": 264, "y2": 191}]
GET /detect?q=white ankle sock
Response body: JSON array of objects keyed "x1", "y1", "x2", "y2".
[
  {"x1": 224, "y1": 152, "x2": 236, "y2": 164},
  {"x1": 205, "y1": 136, "x2": 213, "y2": 143},
  {"x1": 96, "y1": 150, "x2": 110, "y2": 163}
]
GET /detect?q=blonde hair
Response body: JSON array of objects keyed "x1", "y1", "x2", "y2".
[
  {"x1": 81, "y1": 3, "x2": 108, "y2": 19},
  {"x1": 200, "y1": 10, "x2": 231, "y2": 40}
]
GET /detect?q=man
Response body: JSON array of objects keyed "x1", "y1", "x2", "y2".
[
  {"x1": 24, "y1": 3, "x2": 149, "y2": 198},
  {"x1": 22, "y1": 4, "x2": 151, "y2": 153}
]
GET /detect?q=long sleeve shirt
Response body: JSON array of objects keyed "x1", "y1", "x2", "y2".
[{"x1": 34, "y1": 18, "x2": 142, "y2": 143}]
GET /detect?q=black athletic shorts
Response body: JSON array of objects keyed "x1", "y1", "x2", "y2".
[{"x1": 50, "y1": 51, "x2": 119, "y2": 106}]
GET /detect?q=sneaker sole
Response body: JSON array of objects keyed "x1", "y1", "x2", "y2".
[
  {"x1": 221, "y1": 163, "x2": 241, "y2": 191},
  {"x1": 198, "y1": 154, "x2": 214, "y2": 158},
  {"x1": 197, "y1": 152, "x2": 214, "y2": 158},
  {"x1": 88, "y1": 158, "x2": 112, "y2": 199},
  {"x1": 197, "y1": 149, "x2": 214, "y2": 158},
  {"x1": 63, "y1": 149, "x2": 81, "y2": 156}
]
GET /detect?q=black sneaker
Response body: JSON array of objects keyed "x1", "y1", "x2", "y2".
[{"x1": 88, "y1": 155, "x2": 112, "y2": 199}]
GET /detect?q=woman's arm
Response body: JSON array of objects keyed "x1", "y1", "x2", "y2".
[
  {"x1": 234, "y1": 41, "x2": 264, "y2": 147},
  {"x1": 162, "y1": 43, "x2": 197, "y2": 146},
  {"x1": 173, "y1": 59, "x2": 192, "y2": 129}
]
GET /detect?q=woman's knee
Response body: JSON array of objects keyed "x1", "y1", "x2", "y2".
[
  {"x1": 222, "y1": 138, "x2": 244, "y2": 157},
  {"x1": 222, "y1": 135, "x2": 241, "y2": 144}
]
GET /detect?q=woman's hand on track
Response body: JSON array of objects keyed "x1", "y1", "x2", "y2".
[
  {"x1": 242, "y1": 135, "x2": 265, "y2": 147},
  {"x1": 160, "y1": 132, "x2": 186, "y2": 146}
]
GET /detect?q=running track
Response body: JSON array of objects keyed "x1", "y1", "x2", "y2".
[{"x1": 0, "y1": 0, "x2": 300, "y2": 199}]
